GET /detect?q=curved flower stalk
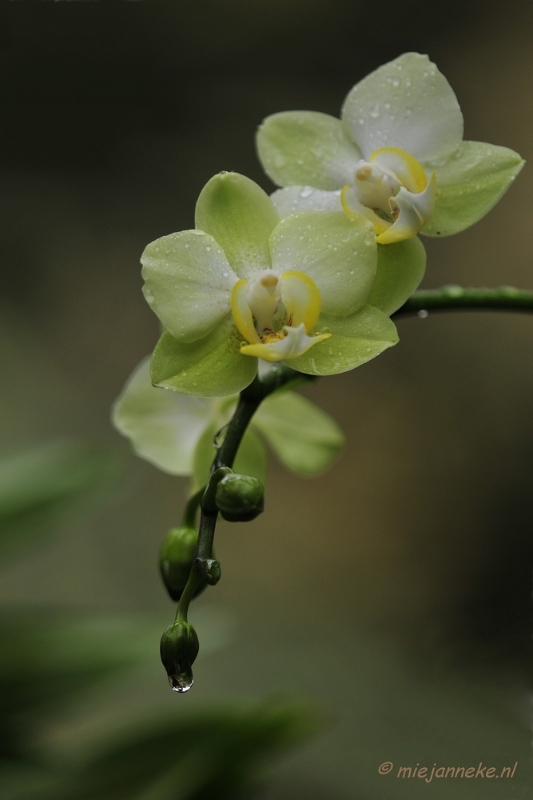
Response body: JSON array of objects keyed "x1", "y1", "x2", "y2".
[
  {"x1": 141, "y1": 172, "x2": 399, "y2": 396},
  {"x1": 257, "y1": 52, "x2": 524, "y2": 246},
  {"x1": 112, "y1": 358, "x2": 346, "y2": 488}
]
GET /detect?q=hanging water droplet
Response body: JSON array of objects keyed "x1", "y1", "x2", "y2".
[
  {"x1": 417, "y1": 309, "x2": 428, "y2": 319},
  {"x1": 169, "y1": 668, "x2": 194, "y2": 693},
  {"x1": 214, "y1": 423, "x2": 229, "y2": 448}
]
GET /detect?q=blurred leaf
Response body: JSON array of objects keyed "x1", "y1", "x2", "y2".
[
  {"x1": 54, "y1": 702, "x2": 322, "y2": 800},
  {"x1": 0, "y1": 612, "x2": 164, "y2": 759},
  {"x1": 0, "y1": 442, "x2": 121, "y2": 561},
  {"x1": 254, "y1": 391, "x2": 344, "y2": 476}
]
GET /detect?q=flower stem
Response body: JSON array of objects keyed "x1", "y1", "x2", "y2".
[
  {"x1": 177, "y1": 365, "x2": 315, "y2": 621},
  {"x1": 393, "y1": 285, "x2": 533, "y2": 317}
]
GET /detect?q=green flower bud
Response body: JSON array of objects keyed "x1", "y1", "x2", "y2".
[
  {"x1": 160, "y1": 620, "x2": 199, "y2": 693},
  {"x1": 215, "y1": 473, "x2": 264, "y2": 522},
  {"x1": 159, "y1": 526, "x2": 205, "y2": 601}
]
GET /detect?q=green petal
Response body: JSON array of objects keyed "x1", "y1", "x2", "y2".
[
  {"x1": 192, "y1": 422, "x2": 267, "y2": 492},
  {"x1": 422, "y1": 141, "x2": 525, "y2": 237},
  {"x1": 342, "y1": 53, "x2": 463, "y2": 162},
  {"x1": 269, "y1": 211, "x2": 377, "y2": 317},
  {"x1": 111, "y1": 358, "x2": 214, "y2": 475},
  {"x1": 151, "y1": 317, "x2": 257, "y2": 398},
  {"x1": 257, "y1": 111, "x2": 362, "y2": 189},
  {"x1": 195, "y1": 172, "x2": 279, "y2": 279},
  {"x1": 286, "y1": 305, "x2": 398, "y2": 376},
  {"x1": 253, "y1": 391, "x2": 344, "y2": 476},
  {"x1": 271, "y1": 186, "x2": 342, "y2": 219},
  {"x1": 141, "y1": 230, "x2": 237, "y2": 342},
  {"x1": 368, "y1": 238, "x2": 426, "y2": 316}
]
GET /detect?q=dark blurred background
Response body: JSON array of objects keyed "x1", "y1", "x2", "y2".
[{"x1": 1, "y1": 1, "x2": 533, "y2": 798}]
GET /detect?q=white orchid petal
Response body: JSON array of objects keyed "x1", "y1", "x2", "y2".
[
  {"x1": 257, "y1": 111, "x2": 362, "y2": 189},
  {"x1": 269, "y1": 211, "x2": 377, "y2": 317},
  {"x1": 270, "y1": 186, "x2": 342, "y2": 219},
  {"x1": 141, "y1": 231, "x2": 237, "y2": 343},
  {"x1": 341, "y1": 53, "x2": 463, "y2": 162},
  {"x1": 112, "y1": 357, "x2": 213, "y2": 475}
]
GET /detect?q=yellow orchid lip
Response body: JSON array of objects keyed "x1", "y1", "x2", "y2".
[
  {"x1": 370, "y1": 147, "x2": 428, "y2": 193},
  {"x1": 230, "y1": 270, "x2": 330, "y2": 362},
  {"x1": 341, "y1": 146, "x2": 436, "y2": 244}
]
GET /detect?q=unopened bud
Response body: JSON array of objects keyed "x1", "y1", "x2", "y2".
[
  {"x1": 215, "y1": 473, "x2": 264, "y2": 522},
  {"x1": 160, "y1": 620, "x2": 199, "y2": 693},
  {"x1": 159, "y1": 526, "x2": 205, "y2": 601}
]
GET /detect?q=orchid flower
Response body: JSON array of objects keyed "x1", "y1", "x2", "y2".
[
  {"x1": 141, "y1": 171, "x2": 398, "y2": 396},
  {"x1": 257, "y1": 52, "x2": 524, "y2": 246},
  {"x1": 112, "y1": 358, "x2": 346, "y2": 487}
]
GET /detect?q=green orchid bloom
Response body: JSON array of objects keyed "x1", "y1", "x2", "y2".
[
  {"x1": 141, "y1": 171, "x2": 398, "y2": 394},
  {"x1": 257, "y1": 52, "x2": 524, "y2": 246},
  {"x1": 112, "y1": 357, "x2": 347, "y2": 489}
]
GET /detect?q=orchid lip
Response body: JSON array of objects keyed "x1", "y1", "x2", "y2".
[
  {"x1": 341, "y1": 146, "x2": 436, "y2": 243},
  {"x1": 230, "y1": 270, "x2": 330, "y2": 361}
]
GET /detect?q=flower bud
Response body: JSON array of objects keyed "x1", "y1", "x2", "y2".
[
  {"x1": 215, "y1": 474, "x2": 264, "y2": 522},
  {"x1": 159, "y1": 526, "x2": 205, "y2": 601},
  {"x1": 160, "y1": 620, "x2": 199, "y2": 693}
]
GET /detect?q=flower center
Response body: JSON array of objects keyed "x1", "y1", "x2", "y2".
[
  {"x1": 230, "y1": 270, "x2": 331, "y2": 362},
  {"x1": 341, "y1": 146, "x2": 436, "y2": 244}
]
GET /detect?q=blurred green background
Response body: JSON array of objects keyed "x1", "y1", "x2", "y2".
[{"x1": 1, "y1": 1, "x2": 532, "y2": 797}]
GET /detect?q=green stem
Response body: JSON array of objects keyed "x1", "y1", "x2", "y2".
[
  {"x1": 177, "y1": 365, "x2": 315, "y2": 620},
  {"x1": 175, "y1": 569, "x2": 203, "y2": 622},
  {"x1": 393, "y1": 285, "x2": 533, "y2": 318}
]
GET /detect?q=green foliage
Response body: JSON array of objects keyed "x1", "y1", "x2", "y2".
[
  {"x1": 0, "y1": 442, "x2": 320, "y2": 800},
  {"x1": 50, "y1": 704, "x2": 320, "y2": 800},
  {"x1": 0, "y1": 442, "x2": 119, "y2": 560}
]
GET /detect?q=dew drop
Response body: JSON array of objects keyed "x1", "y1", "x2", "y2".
[
  {"x1": 299, "y1": 186, "x2": 314, "y2": 198},
  {"x1": 169, "y1": 669, "x2": 194, "y2": 693},
  {"x1": 370, "y1": 104, "x2": 380, "y2": 119},
  {"x1": 417, "y1": 309, "x2": 428, "y2": 319}
]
